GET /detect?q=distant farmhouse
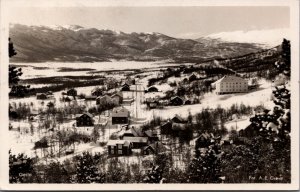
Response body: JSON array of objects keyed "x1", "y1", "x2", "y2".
[
  {"x1": 146, "y1": 86, "x2": 159, "y2": 93},
  {"x1": 213, "y1": 75, "x2": 248, "y2": 94},
  {"x1": 111, "y1": 92, "x2": 123, "y2": 105},
  {"x1": 112, "y1": 107, "x2": 130, "y2": 124},
  {"x1": 121, "y1": 83, "x2": 130, "y2": 91},
  {"x1": 76, "y1": 112, "x2": 94, "y2": 127},
  {"x1": 107, "y1": 140, "x2": 132, "y2": 156},
  {"x1": 36, "y1": 93, "x2": 47, "y2": 100}
]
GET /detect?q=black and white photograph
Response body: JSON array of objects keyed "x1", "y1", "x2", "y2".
[{"x1": 0, "y1": 0, "x2": 299, "y2": 190}]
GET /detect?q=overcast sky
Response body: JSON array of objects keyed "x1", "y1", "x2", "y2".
[{"x1": 9, "y1": 6, "x2": 290, "y2": 38}]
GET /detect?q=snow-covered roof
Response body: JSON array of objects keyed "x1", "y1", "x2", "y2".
[
  {"x1": 213, "y1": 75, "x2": 246, "y2": 84},
  {"x1": 107, "y1": 140, "x2": 131, "y2": 146},
  {"x1": 112, "y1": 107, "x2": 129, "y2": 117},
  {"x1": 123, "y1": 136, "x2": 148, "y2": 143}
]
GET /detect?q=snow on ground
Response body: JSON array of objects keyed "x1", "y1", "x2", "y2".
[
  {"x1": 13, "y1": 61, "x2": 179, "y2": 79},
  {"x1": 150, "y1": 80, "x2": 274, "y2": 120},
  {"x1": 224, "y1": 118, "x2": 251, "y2": 132}
]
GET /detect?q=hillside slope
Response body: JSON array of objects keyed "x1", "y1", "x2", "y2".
[{"x1": 9, "y1": 24, "x2": 263, "y2": 63}]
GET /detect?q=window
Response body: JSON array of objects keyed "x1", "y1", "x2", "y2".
[
  {"x1": 118, "y1": 144, "x2": 122, "y2": 150},
  {"x1": 118, "y1": 149, "x2": 123, "y2": 155},
  {"x1": 111, "y1": 148, "x2": 114, "y2": 154}
]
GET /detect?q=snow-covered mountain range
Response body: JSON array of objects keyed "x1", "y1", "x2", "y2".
[{"x1": 9, "y1": 24, "x2": 287, "y2": 63}]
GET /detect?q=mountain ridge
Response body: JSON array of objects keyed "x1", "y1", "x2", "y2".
[{"x1": 10, "y1": 24, "x2": 267, "y2": 63}]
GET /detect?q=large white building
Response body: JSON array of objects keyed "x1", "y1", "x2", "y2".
[{"x1": 214, "y1": 75, "x2": 248, "y2": 94}]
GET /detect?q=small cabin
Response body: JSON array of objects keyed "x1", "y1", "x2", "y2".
[
  {"x1": 144, "y1": 130, "x2": 159, "y2": 142},
  {"x1": 36, "y1": 93, "x2": 47, "y2": 100},
  {"x1": 171, "y1": 114, "x2": 187, "y2": 124},
  {"x1": 170, "y1": 96, "x2": 184, "y2": 106},
  {"x1": 189, "y1": 73, "x2": 197, "y2": 82},
  {"x1": 76, "y1": 113, "x2": 94, "y2": 127},
  {"x1": 194, "y1": 133, "x2": 214, "y2": 149},
  {"x1": 121, "y1": 83, "x2": 130, "y2": 91},
  {"x1": 63, "y1": 96, "x2": 74, "y2": 102},
  {"x1": 142, "y1": 142, "x2": 167, "y2": 155},
  {"x1": 184, "y1": 98, "x2": 191, "y2": 105},
  {"x1": 146, "y1": 86, "x2": 159, "y2": 93},
  {"x1": 91, "y1": 88, "x2": 103, "y2": 97},
  {"x1": 123, "y1": 136, "x2": 149, "y2": 149},
  {"x1": 111, "y1": 92, "x2": 123, "y2": 105},
  {"x1": 112, "y1": 108, "x2": 130, "y2": 124},
  {"x1": 119, "y1": 126, "x2": 143, "y2": 139},
  {"x1": 96, "y1": 95, "x2": 112, "y2": 105},
  {"x1": 160, "y1": 121, "x2": 173, "y2": 135},
  {"x1": 145, "y1": 98, "x2": 159, "y2": 109},
  {"x1": 107, "y1": 140, "x2": 132, "y2": 156},
  {"x1": 67, "y1": 88, "x2": 77, "y2": 97},
  {"x1": 142, "y1": 145, "x2": 156, "y2": 155}
]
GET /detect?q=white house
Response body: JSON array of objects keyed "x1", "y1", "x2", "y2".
[{"x1": 214, "y1": 75, "x2": 248, "y2": 94}]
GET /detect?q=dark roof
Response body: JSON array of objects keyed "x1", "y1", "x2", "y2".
[
  {"x1": 170, "y1": 96, "x2": 183, "y2": 101},
  {"x1": 75, "y1": 112, "x2": 93, "y2": 118},
  {"x1": 172, "y1": 114, "x2": 185, "y2": 123}
]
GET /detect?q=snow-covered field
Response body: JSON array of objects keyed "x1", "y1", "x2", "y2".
[
  {"x1": 12, "y1": 61, "x2": 179, "y2": 79},
  {"x1": 150, "y1": 80, "x2": 273, "y2": 119}
]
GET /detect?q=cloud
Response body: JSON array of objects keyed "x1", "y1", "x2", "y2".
[{"x1": 206, "y1": 28, "x2": 291, "y2": 47}]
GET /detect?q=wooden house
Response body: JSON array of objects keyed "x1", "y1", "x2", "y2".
[
  {"x1": 112, "y1": 107, "x2": 130, "y2": 124},
  {"x1": 107, "y1": 140, "x2": 132, "y2": 156},
  {"x1": 111, "y1": 92, "x2": 123, "y2": 105},
  {"x1": 36, "y1": 93, "x2": 47, "y2": 100},
  {"x1": 121, "y1": 83, "x2": 130, "y2": 91},
  {"x1": 67, "y1": 88, "x2": 77, "y2": 97},
  {"x1": 91, "y1": 88, "x2": 103, "y2": 97},
  {"x1": 160, "y1": 121, "x2": 173, "y2": 134},
  {"x1": 145, "y1": 98, "x2": 159, "y2": 109},
  {"x1": 171, "y1": 114, "x2": 187, "y2": 124},
  {"x1": 96, "y1": 95, "x2": 112, "y2": 105},
  {"x1": 170, "y1": 96, "x2": 184, "y2": 106},
  {"x1": 63, "y1": 96, "x2": 74, "y2": 102},
  {"x1": 123, "y1": 136, "x2": 149, "y2": 149},
  {"x1": 75, "y1": 112, "x2": 94, "y2": 127},
  {"x1": 144, "y1": 129, "x2": 159, "y2": 142},
  {"x1": 120, "y1": 126, "x2": 143, "y2": 139},
  {"x1": 142, "y1": 142, "x2": 167, "y2": 155},
  {"x1": 193, "y1": 132, "x2": 214, "y2": 149},
  {"x1": 142, "y1": 145, "x2": 156, "y2": 155},
  {"x1": 189, "y1": 73, "x2": 197, "y2": 82},
  {"x1": 184, "y1": 98, "x2": 191, "y2": 105},
  {"x1": 146, "y1": 86, "x2": 159, "y2": 93}
]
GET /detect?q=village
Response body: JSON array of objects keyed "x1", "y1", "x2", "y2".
[{"x1": 8, "y1": 57, "x2": 279, "y2": 173}]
